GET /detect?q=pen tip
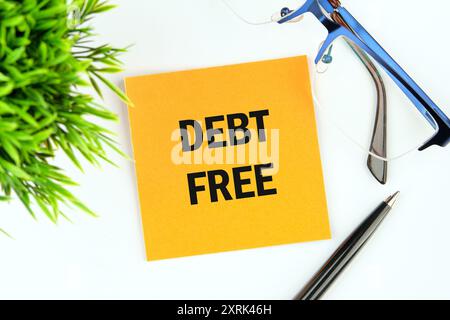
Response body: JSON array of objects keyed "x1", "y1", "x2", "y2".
[{"x1": 385, "y1": 191, "x2": 400, "y2": 207}]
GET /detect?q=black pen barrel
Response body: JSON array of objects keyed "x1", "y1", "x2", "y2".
[{"x1": 295, "y1": 200, "x2": 393, "y2": 300}]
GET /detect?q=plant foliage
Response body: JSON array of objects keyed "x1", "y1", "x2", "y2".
[{"x1": 0, "y1": 0, "x2": 129, "y2": 223}]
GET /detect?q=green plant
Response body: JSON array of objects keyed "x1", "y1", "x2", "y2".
[{"x1": 0, "y1": 0, "x2": 130, "y2": 224}]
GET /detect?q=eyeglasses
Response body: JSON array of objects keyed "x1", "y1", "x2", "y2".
[{"x1": 222, "y1": 0, "x2": 450, "y2": 182}]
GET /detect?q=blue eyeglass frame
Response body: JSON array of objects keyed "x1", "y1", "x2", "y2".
[{"x1": 278, "y1": 0, "x2": 450, "y2": 151}]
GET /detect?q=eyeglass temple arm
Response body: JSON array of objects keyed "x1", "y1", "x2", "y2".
[
  {"x1": 335, "y1": 7, "x2": 450, "y2": 150},
  {"x1": 330, "y1": 12, "x2": 388, "y2": 184}
]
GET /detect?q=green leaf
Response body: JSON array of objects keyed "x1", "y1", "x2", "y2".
[
  {"x1": 0, "y1": 159, "x2": 31, "y2": 180},
  {"x1": 38, "y1": 42, "x2": 48, "y2": 63},
  {"x1": 88, "y1": 75, "x2": 103, "y2": 99},
  {"x1": 71, "y1": 199, "x2": 98, "y2": 218},
  {"x1": 2, "y1": 16, "x2": 25, "y2": 27},
  {"x1": 0, "y1": 82, "x2": 14, "y2": 97},
  {"x1": 35, "y1": 197, "x2": 57, "y2": 224},
  {"x1": 0, "y1": 101, "x2": 15, "y2": 114},
  {"x1": 95, "y1": 67, "x2": 123, "y2": 73},
  {"x1": 93, "y1": 4, "x2": 116, "y2": 14},
  {"x1": 92, "y1": 71, "x2": 133, "y2": 105},
  {"x1": 15, "y1": 108, "x2": 40, "y2": 127},
  {"x1": 32, "y1": 128, "x2": 54, "y2": 144},
  {"x1": 0, "y1": 228, "x2": 14, "y2": 239},
  {"x1": 1, "y1": 138, "x2": 21, "y2": 165},
  {"x1": 5, "y1": 47, "x2": 25, "y2": 64},
  {"x1": 0, "y1": 121, "x2": 18, "y2": 131},
  {"x1": 0, "y1": 73, "x2": 10, "y2": 81},
  {"x1": 34, "y1": 4, "x2": 67, "y2": 19}
]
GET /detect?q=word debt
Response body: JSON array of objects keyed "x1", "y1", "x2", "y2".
[
  {"x1": 179, "y1": 110, "x2": 270, "y2": 152},
  {"x1": 187, "y1": 163, "x2": 277, "y2": 205}
]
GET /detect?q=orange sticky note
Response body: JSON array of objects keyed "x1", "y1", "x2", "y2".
[{"x1": 125, "y1": 56, "x2": 330, "y2": 261}]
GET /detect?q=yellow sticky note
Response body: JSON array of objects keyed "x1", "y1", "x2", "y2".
[{"x1": 125, "y1": 56, "x2": 331, "y2": 261}]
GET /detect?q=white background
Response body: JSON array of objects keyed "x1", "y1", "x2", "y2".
[{"x1": 0, "y1": 0, "x2": 449, "y2": 300}]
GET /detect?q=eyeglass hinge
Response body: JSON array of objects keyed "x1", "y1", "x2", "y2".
[{"x1": 328, "y1": 0, "x2": 341, "y2": 10}]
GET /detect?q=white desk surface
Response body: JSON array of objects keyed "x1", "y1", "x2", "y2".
[{"x1": 0, "y1": 0, "x2": 449, "y2": 300}]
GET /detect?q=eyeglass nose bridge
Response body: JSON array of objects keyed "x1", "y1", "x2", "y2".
[
  {"x1": 277, "y1": 0, "x2": 345, "y2": 65},
  {"x1": 315, "y1": 28, "x2": 343, "y2": 64}
]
